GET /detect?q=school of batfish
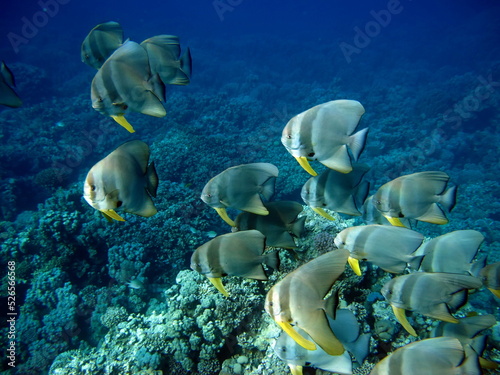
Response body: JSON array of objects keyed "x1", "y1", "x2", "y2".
[{"x1": 2, "y1": 21, "x2": 498, "y2": 375}]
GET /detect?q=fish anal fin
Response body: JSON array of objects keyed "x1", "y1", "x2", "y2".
[
  {"x1": 417, "y1": 203, "x2": 449, "y2": 224},
  {"x1": 426, "y1": 302, "x2": 459, "y2": 323},
  {"x1": 321, "y1": 145, "x2": 352, "y2": 174},
  {"x1": 132, "y1": 195, "x2": 158, "y2": 218},
  {"x1": 303, "y1": 310, "x2": 344, "y2": 355}
]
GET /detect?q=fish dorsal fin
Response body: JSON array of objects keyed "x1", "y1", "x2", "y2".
[
  {"x1": 1, "y1": 61, "x2": 16, "y2": 87},
  {"x1": 115, "y1": 140, "x2": 150, "y2": 174},
  {"x1": 294, "y1": 249, "x2": 349, "y2": 298},
  {"x1": 146, "y1": 161, "x2": 159, "y2": 198}
]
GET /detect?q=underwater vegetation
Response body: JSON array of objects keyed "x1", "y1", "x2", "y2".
[{"x1": 0, "y1": 4, "x2": 500, "y2": 375}]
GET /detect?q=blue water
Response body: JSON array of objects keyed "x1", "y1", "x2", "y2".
[{"x1": 1, "y1": 0, "x2": 500, "y2": 374}]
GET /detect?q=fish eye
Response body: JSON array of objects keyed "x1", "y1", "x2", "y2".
[
  {"x1": 123, "y1": 104, "x2": 128, "y2": 110},
  {"x1": 116, "y1": 201, "x2": 123, "y2": 208},
  {"x1": 308, "y1": 152, "x2": 315, "y2": 157},
  {"x1": 90, "y1": 185, "x2": 96, "y2": 191},
  {"x1": 286, "y1": 135, "x2": 292, "y2": 139}
]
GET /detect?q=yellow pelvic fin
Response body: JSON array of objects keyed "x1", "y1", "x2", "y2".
[
  {"x1": 101, "y1": 209, "x2": 125, "y2": 222},
  {"x1": 385, "y1": 216, "x2": 406, "y2": 227},
  {"x1": 207, "y1": 277, "x2": 229, "y2": 297},
  {"x1": 295, "y1": 156, "x2": 317, "y2": 176},
  {"x1": 391, "y1": 305, "x2": 417, "y2": 336},
  {"x1": 348, "y1": 257, "x2": 362, "y2": 276},
  {"x1": 289, "y1": 365, "x2": 303, "y2": 375},
  {"x1": 276, "y1": 320, "x2": 317, "y2": 351},
  {"x1": 311, "y1": 207, "x2": 336, "y2": 221},
  {"x1": 111, "y1": 115, "x2": 135, "y2": 133},
  {"x1": 100, "y1": 211, "x2": 113, "y2": 222},
  {"x1": 488, "y1": 288, "x2": 500, "y2": 298},
  {"x1": 479, "y1": 356, "x2": 499, "y2": 370},
  {"x1": 214, "y1": 207, "x2": 236, "y2": 227}
]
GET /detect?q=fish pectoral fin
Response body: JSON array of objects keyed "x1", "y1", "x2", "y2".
[
  {"x1": 207, "y1": 277, "x2": 229, "y2": 297},
  {"x1": 348, "y1": 257, "x2": 362, "y2": 276},
  {"x1": 311, "y1": 207, "x2": 336, "y2": 221},
  {"x1": 391, "y1": 305, "x2": 417, "y2": 336},
  {"x1": 384, "y1": 216, "x2": 407, "y2": 227},
  {"x1": 111, "y1": 115, "x2": 135, "y2": 133},
  {"x1": 295, "y1": 156, "x2": 317, "y2": 176},
  {"x1": 100, "y1": 209, "x2": 125, "y2": 222},
  {"x1": 288, "y1": 365, "x2": 303, "y2": 375},
  {"x1": 214, "y1": 207, "x2": 236, "y2": 227},
  {"x1": 276, "y1": 320, "x2": 316, "y2": 351}
]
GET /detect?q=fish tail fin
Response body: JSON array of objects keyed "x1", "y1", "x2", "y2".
[
  {"x1": 355, "y1": 180, "x2": 370, "y2": 211},
  {"x1": 351, "y1": 333, "x2": 371, "y2": 364},
  {"x1": 146, "y1": 161, "x2": 159, "y2": 198},
  {"x1": 461, "y1": 343, "x2": 481, "y2": 375},
  {"x1": 149, "y1": 73, "x2": 166, "y2": 102},
  {"x1": 264, "y1": 250, "x2": 280, "y2": 271},
  {"x1": 324, "y1": 289, "x2": 340, "y2": 320},
  {"x1": 470, "y1": 255, "x2": 487, "y2": 278},
  {"x1": 408, "y1": 254, "x2": 424, "y2": 271},
  {"x1": 260, "y1": 176, "x2": 277, "y2": 201},
  {"x1": 440, "y1": 184, "x2": 458, "y2": 212},
  {"x1": 168, "y1": 48, "x2": 192, "y2": 85},
  {"x1": 448, "y1": 289, "x2": 469, "y2": 312},
  {"x1": 180, "y1": 47, "x2": 192, "y2": 79},
  {"x1": 349, "y1": 127, "x2": 369, "y2": 161},
  {"x1": 290, "y1": 216, "x2": 306, "y2": 238}
]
